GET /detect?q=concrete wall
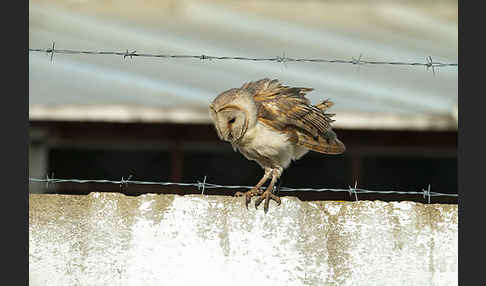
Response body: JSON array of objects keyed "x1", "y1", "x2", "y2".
[{"x1": 29, "y1": 193, "x2": 457, "y2": 286}]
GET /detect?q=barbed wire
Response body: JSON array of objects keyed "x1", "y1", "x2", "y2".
[
  {"x1": 29, "y1": 43, "x2": 458, "y2": 71},
  {"x1": 29, "y1": 176, "x2": 458, "y2": 203}
]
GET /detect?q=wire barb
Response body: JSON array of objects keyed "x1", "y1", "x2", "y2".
[
  {"x1": 348, "y1": 180, "x2": 359, "y2": 201},
  {"x1": 426, "y1": 56, "x2": 436, "y2": 76},
  {"x1": 198, "y1": 175, "x2": 207, "y2": 195},
  {"x1": 352, "y1": 54, "x2": 364, "y2": 73},
  {"x1": 423, "y1": 184, "x2": 431, "y2": 204},
  {"x1": 276, "y1": 52, "x2": 289, "y2": 68},
  {"x1": 45, "y1": 172, "x2": 55, "y2": 189},
  {"x1": 351, "y1": 54, "x2": 364, "y2": 65},
  {"x1": 123, "y1": 50, "x2": 137, "y2": 59},
  {"x1": 119, "y1": 175, "x2": 133, "y2": 189},
  {"x1": 45, "y1": 42, "x2": 56, "y2": 62}
]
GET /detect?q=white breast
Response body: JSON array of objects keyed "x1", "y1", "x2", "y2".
[{"x1": 233, "y1": 121, "x2": 309, "y2": 169}]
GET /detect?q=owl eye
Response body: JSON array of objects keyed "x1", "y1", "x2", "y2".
[{"x1": 228, "y1": 118, "x2": 236, "y2": 124}]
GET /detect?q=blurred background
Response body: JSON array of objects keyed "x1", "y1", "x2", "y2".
[{"x1": 28, "y1": 0, "x2": 457, "y2": 202}]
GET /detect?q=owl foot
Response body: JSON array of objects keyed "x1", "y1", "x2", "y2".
[
  {"x1": 235, "y1": 188, "x2": 263, "y2": 209},
  {"x1": 254, "y1": 189, "x2": 281, "y2": 214}
]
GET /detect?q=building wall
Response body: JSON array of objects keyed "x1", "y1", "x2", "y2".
[{"x1": 29, "y1": 192, "x2": 458, "y2": 286}]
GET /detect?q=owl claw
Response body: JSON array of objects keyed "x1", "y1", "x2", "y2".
[
  {"x1": 235, "y1": 188, "x2": 263, "y2": 209},
  {"x1": 255, "y1": 190, "x2": 281, "y2": 213}
]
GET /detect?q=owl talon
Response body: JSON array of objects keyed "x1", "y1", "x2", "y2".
[
  {"x1": 255, "y1": 189, "x2": 281, "y2": 213},
  {"x1": 235, "y1": 189, "x2": 262, "y2": 209}
]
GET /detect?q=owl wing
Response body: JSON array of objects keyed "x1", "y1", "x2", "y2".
[{"x1": 242, "y1": 78, "x2": 345, "y2": 154}]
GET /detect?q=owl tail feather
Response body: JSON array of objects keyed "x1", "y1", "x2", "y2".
[
  {"x1": 296, "y1": 131, "x2": 346, "y2": 155},
  {"x1": 314, "y1": 99, "x2": 334, "y2": 111},
  {"x1": 307, "y1": 138, "x2": 346, "y2": 155}
]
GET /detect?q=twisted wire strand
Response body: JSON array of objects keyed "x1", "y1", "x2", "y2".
[
  {"x1": 29, "y1": 177, "x2": 458, "y2": 198},
  {"x1": 29, "y1": 47, "x2": 458, "y2": 69}
]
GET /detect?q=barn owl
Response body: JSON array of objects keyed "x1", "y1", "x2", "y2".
[{"x1": 209, "y1": 78, "x2": 345, "y2": 213}]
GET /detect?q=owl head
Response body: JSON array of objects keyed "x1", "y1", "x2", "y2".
[{"x1": 209, "y1": 87, "x2": 258, "y2": 143}]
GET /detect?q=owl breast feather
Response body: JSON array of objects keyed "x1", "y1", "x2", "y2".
[{"x1": 234, "y1": 121, "x2": 307, "y2": 169}]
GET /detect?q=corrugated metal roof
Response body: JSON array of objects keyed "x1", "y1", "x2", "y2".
[{"x1": 29, "y1": 0, "x2": 458, "y2": 130}]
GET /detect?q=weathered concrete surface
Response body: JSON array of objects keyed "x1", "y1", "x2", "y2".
[{"x1": 29, "y1": 193, "x2": 457, "y2": 286}]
